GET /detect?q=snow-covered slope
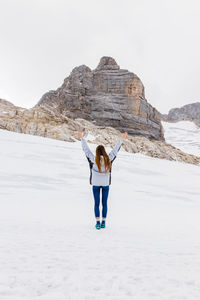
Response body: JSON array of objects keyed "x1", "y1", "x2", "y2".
[
  {"x1": 0, "y1": 128, "x2": 200, "y2": 300},
  {"x1": 162, "y1": 120, "x2": 200, "y2": 156}
]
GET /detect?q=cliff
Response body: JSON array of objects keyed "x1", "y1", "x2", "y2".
[{"x1": 36, "y1": 56, "x2": 164, "y2": 141}]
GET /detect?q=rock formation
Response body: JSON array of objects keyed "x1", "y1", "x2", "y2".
[
  {"x1": 161, "y1": 102, "x2": 200, "y2": 126},
  {"x1": 0, "y1": 98, "x2": 199, "y2": 165},
  {"x1": 36, "y1": 56, "x2": 164, "y2": 141}
]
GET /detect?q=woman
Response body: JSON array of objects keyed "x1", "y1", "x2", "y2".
[{"x1": 77, "y1": 131, "x2": 128, "y2": 230}]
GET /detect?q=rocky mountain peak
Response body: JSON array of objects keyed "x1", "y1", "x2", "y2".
[
  {"x1": 71, "y1": 65, "x2": 91, "y2": 75},
  {"x1": 95, "y1": 56, "x2": 120, "y2": 71},
  {"x1": 36, "y1": 57, "x2": 164, "y2": 141}
]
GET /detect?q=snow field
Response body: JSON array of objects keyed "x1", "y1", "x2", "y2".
[{"x1": 0, "y1": 127, "x2": 200, "y2": 300}]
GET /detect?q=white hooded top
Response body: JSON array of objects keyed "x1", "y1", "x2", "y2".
[{"x1": 81, "y1": 137, "x2": 122, "y2": 186}]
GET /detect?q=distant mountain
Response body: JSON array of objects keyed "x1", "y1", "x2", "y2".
[
  {"x1": 36, "y1": 56, "x2": 164, "y2": 141},
  {"x1": 160, "y1": 102, "x2": 200, "y2": 126}
]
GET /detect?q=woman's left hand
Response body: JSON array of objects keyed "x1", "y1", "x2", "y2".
[
  {"x1": 121, "y1": 132, "x2": 128, "y2": 139},
  {"x1": 77, "y1": 131, "x2": 83, "y2": 138}
]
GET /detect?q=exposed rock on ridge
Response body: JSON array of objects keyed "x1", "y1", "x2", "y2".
[
  {"x1": 36, "y1": 56, "x2": 164, "y2": 141},
  {"x1": 0, "y1": 99, "x2": 199, "y2": 165},
  {"x1": 161, "y1": 102, "x2": 200, "y2": 127}
]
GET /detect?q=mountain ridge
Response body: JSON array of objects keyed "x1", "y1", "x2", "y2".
[
  {"x1": 160, "y1": 102, "x2": 200, "y2": 127},
  {"x1": 0, "y1": 98, "x2": 199, "y2": 165}
]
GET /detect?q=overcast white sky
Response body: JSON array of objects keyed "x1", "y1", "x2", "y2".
[{"x1": 0, "y1": 0, "x2": 200, "y2": 113}]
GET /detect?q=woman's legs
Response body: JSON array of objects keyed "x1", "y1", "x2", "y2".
[
  {"x1": 92, "y1": 185, "x2": 101, "y2": 221},
  {"x1": 102, "y1": 185, "x2": 109, "y2": 220},
  {"x1": 92, "y1": 185, "x2": 109, "y2": 223}
]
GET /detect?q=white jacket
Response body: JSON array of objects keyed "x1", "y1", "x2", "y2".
[{"x1": 81, "y1": 137, "x2": 122, "y2": 186}]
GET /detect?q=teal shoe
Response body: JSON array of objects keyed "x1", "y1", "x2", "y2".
[
  {"x1": 95, "y1": 221, "x2": 101, "y2": 230},
  {"x1": 101, "y1": 221, "x2": 106, "y2": 228}
]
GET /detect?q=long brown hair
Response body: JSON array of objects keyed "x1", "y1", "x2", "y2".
[{"x1": 95, "y1": 145, "x2": 111, "y2": 173}]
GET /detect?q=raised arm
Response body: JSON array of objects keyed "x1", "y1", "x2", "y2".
[
  {"x1": 109, "y1": 138, "x2": 123, "y2": 162},
  {"x1": 108, "y1": 132, "x2": 128, "y2": 162},
  {"x1": 77, "y1": 131, "x2": 127, "y2": 164},
  {"x1": 81, "y1": 137, "x2": 95, "y2": 163}
]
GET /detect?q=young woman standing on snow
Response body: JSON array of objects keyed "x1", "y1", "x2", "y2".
[{"x1": 77, "y1": 131, "x2": 128, "y2": 230}]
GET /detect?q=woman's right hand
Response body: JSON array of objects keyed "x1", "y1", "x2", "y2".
[
  {"x1": 121, "y1": 132, "x2": 128, "y2": 139},
  {"x1": 77, "y1": 131, "x2": 83, "y2": 138}
]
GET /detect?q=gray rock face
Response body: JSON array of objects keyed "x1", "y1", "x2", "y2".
[
  {"x1": 36, "y1": 56, "x2": 164, "y2": 140},
  {"x1": 163, "y1": 102, "x2": 200, "y2": 126},
  {"x1": 0, "y1": 98, "x2": 15, "y2": 107}
]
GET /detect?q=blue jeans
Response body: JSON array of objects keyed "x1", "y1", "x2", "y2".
[{"x1": 92, "y1": 185, "x2": 109, "y2": 218}]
